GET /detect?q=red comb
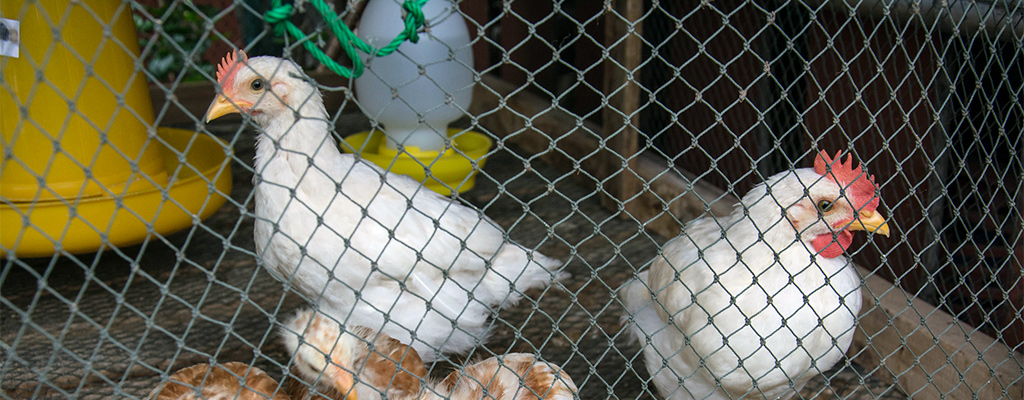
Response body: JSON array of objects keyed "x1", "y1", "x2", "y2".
[
  {"x1": 814, "y1": 150, "x2": 880, "y2": 210},
  {"x1": 216, "y1": 50, "x2": 247, "y2": 90}
]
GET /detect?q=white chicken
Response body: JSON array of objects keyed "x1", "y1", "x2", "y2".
[
  {"x1": 204, "y1": 50, "x2": 565, "y2": 362},
  {"x1": 281, "y1": 309, "x2": 578, "y2": 400},
  {"x1": 621, "y1": 151, "x2": 890, "y2": 400}
]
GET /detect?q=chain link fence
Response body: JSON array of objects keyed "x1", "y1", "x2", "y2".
[{"x1": 2, "y1": 0, "x2": 1022, "y2": 399}]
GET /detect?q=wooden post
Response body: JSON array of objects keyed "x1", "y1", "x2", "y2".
[{"x1": 600, "y1": 0, "x2": 643, "y2": 216}]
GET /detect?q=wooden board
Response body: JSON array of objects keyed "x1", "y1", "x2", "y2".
[{"x1": 852, "y1": 266, "x2": 1024, "y2": 399}]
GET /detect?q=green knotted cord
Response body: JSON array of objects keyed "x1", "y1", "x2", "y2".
[{"x1": 264, "y1": 0, "x2": 428, "y2": 78}]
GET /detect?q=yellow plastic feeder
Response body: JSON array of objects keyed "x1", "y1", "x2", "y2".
[
  {"x1": 1, "y1": 0, "x2": 232, "y2": 257},
  {"x1": 341, "y1": 129, "x2": 492, "y2": 195}
]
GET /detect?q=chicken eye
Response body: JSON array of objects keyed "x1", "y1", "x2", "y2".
[
  {"x1": 250, "y1": 79, "x2": 265, "y2": 91},
  {"x1": 816, "y1": 200, "x2": 834, "y2": 212}
]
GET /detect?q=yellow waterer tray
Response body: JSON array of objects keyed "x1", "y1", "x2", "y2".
[
  {"x1": 1, "y1": 129, "x2": 232, "y2": 257},
  {"x1": 341, "y1": 129, "x2": 492, "y2": 195}
]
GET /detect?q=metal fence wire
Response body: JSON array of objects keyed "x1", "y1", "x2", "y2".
[{"x1": 1, "y1": 0, "x2": 1022, "y2": 399}]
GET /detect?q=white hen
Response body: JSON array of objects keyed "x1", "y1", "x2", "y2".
[
  {"x1": 205, "y1": 50, "x2": 564, "y2": 362},
  {"x1": 621, "y1": 151, "x2": 890, "y2": 400}
]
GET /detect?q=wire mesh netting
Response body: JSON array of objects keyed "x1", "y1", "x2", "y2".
[{"x1": 2, "y1": 0, "x2": 1022, "y2": 399}]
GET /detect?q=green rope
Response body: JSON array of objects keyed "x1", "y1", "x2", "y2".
[{"x1": 264, "y1": 0, "x2": 428, "y2": 78}]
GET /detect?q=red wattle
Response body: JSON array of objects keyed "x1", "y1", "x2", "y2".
[{"x1": 812, "y1": 230, "x2": 853, "y2": 258}]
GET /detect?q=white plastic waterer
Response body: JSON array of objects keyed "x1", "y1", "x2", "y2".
[
  {"x1": 355, "y1": 0, "x2": 474, "y2": 153},
  {"x1": 346, "y1": 0, "x2": 491, "y2": 195}
]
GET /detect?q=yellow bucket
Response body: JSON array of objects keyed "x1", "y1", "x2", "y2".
[
  {"x1": 1, "y1": 1, "x2": 232, "y2": 256},
  {"x1": 1, "y1": 0, "x2": 167, "y2": 201}
]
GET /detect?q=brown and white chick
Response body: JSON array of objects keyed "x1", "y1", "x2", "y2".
[
  {"x1": 281, "y1": 309, "x2": 427, "y2": 400},
  {"x1": 148, "y1": 361, "x2": 290, "y2": 400},
  {"x1": 205, "y1": 50, "x2": 565, "y2": 362},
  {"x1": 621, "y1": 150, "x2": 891, "y2": 400},
  {"x1": 281, "y1": 309, "x2": 577, "y2": 400},
  {"x1": 426, "y1": 354, "x2": 578, "y2": 400}
]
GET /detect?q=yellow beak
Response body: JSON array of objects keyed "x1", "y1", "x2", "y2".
[
  {"x1": 204, "y1": 94, "x2": 251, "y2": 122},
  {"x1": 848, "y1": 209, "x2": 891, "y2": 237}
]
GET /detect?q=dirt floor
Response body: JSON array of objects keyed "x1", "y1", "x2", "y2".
[{"x1": 1, "y1": 117, "x2": 905, "y2": 399}]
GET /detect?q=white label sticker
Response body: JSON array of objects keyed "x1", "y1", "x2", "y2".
[{"x1": 1, "y1": 18, "x2": 19, "y2": 58}]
